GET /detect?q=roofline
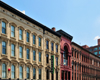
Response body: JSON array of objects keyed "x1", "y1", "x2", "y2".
[
  {"x1": 57, "y1": 29, "x2": 73, "y2": 41},
  {"x1": 0, "y1": 1, "x2": 61, "y2": 37},
  {"x1": 72, "y1": 42, "x2": 100, "y2": 59}
]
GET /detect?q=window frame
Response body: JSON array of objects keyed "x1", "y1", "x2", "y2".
[
  {"x1": 38, "y1": 37, "x2": 41, "y2": 47},
  {"x1": 11, "y1": 44, "x2": 15, "y2": 56},
  {"x1": 26, "y1": 32, "x2": 30, "y2": 42},
  {"x1": 39, "y1": 52, "x2": 41, "y2": 62},
  {"x1": 33, "y1": 68, "x2": 36, "y2": 79},
  {"x1": 26, "y1": 67, "x2": 30, "y2": 79},
  {"x1": 51, "y1": 42, "x2": 54, "y2": 51},
  {"x1": 33, "y1": 50, "x2": 36, "y2": 61},
  {"x1": 27, "y1": 48, "x2": 30, "y2": 59},
  {"x1": 46, "y1": 40, "x2": 49, "y2": 49},
  {"x1": 2, "y1": 63, "x2": 6, "y2": 78},
  {"x1": 11, "y1": 65, "x2": 15, "y2": 79},
  {"x1": 19, "y1": 46, "x2": 23, "y2": 58},
  {"x1": 2, "y1": 41, "x2": 6, "y2": 55},
  {"x1": 19, "y1": 29, "x2": 23, "y2": 40},
  {"x1": 11, "y1": 25, "x2": 15, "y2": 37},
  {"x1": 33, "y1": 35, "x2": 36, "y2": 44},
  {"x1": 19, "y1": 66, "x2": 23, "y2": 79},
  {"x1": 2, "y1": 21, "x2": 6, "y2": 34},
  {"x1": 56, "y1": 44, "x2": 58, "y2": 53}
]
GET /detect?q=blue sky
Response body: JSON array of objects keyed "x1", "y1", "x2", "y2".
[{"x1": 2, "y1": 0, "x2": 100, "y2": 47}]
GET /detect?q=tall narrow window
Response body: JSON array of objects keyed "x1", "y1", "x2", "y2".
[
  {"x1": 33, "y1": 68, "x2": 36, "y2": 79},
  {"x1": 38, "y1": 37, "x2": 41, "y2": 46},
  {"x1": 19, "y1": 29, "x2": 23, "y2": 40},
  {"x1": 11, "y1": 44, "x2": 15, "y2": 56},
  {"x1": 11, "y1": 65, "x2": 15, "y2": 79},
  {"x1": 56, "y1": 57, "x2": 58, "y2": 66},
  {"x1": 27, "y1": 48, "x2": 30, "y2": 59},
  {"x1": 46, "y1": 54, "x2": 49, "y2": 63},
  {"x1": 19, "y1": 66, "x2": 23, "y2": 79},
  {"x1": 27, "y1": 67, "x2": 30, "y2": 79},
  {"x1": 11, "y1": 25, "x2": 15, "y2": 37},
  {"x1": 39, "y1": 68, "x2": 41, "y2": 79},
  {"x1": 46, "y1": 69, "x2": 49, "y2": 79},
  {"x1": 33, "y1": 35, "x2": 36, "y2": 44},
  {"x1": 46, "y1": 40, "x2": 49, "y2": 49},
  {"x1": 56, "y1": 44, "x2": 58, "y2": 53},
  {"x1": 19, "y1": 46, "x2": 23, "y2": 58},
  {"x1": 33, "y1": 50, "x2": 36, "y2": 61},
  {"x1": 56, "y1": 71, "x2": 58, "y2": 80},
  {"x1": 39, "y1": 52, "x2": 41, "y2": 62},
  {"x1": 63, "y1": 46, "x2": 68, "y2": 65},
  {"x1": 51, "y1": 42, "x2": 54, "y2": 51},
  {"x1": 2, "y1": 41, "x2": 6, "y2": 54},
  {"x1": 2, "y1": 21, "x2": 6, "y2": 34},
  {"x1": 2, "y1": 63, "x2": 6, "y2": 78},
  {"x1": 26, "y1": 32, "x2": 29, "y2": 42}
]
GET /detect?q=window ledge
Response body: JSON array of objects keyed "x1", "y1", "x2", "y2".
[
  {"x1": 46, "y1": 63, "x2": 50, "y2": 66},
  {"x1": 26, "y1": 59, "x2": 30, "y2": 62},
  {"x1": 32, "y1": 60, "x2": 36, "y2": 63},
  {"x1": 10, "y1": 56, "x2": 16, "y2": 59},
  {"x1": 46, "y1": 49, "x2": 49, "y2": 52},
  {"x1": 33, "y1": 44, "x2": 36, "y2": 47},
  {"x1": 1, "y1": 54, "x2": 7, "y2": 57},
  {"x1": 26, "y1": 42, "x2": 30, "y2": 45},
  {"x1": 10, "y1": 37, "x2": 16, "y2": 40},
  {"x1": 38, "y1": 62, "x2": 42, "y2": 65},
  {"x1": 18, "y1": 39, "x2": 23, "y2": 42},
  {"x1": 19, "y1": 58, "x2": 23, "y2": 60},
  {"x1": 1, "y1": 33, "x2": 7, "y2": 37}
]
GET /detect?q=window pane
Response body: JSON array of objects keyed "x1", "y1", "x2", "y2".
[
  {"x1": 11, "y1": 65, "x2": 15, "y2": 79},
  {"x1": 27, "y1": 67, "x2": 30, "y2": 79},
  {"x1": 2, "y1": 21, "x2": 6, "y2": 34},
  {"x1": 2, "y1": 63, "x2": 6, "y2": 78},
  {"x1": 56, "y1": 45, "x2": 58, "y2": 53},
  {"x1": 51, "y1": 43, "x2": 54, "y2": 51},
  {"x1": 19, "y1": 29, "x2": 23, "y2": 40},
  {"x1": 38, "y1": 37, "x2": 41, "y2": 46},
  {"x1": 33, "y1": 35, "x2": 36, "y2": 44},
  {"x1": 56, "y1": 57, "x2": 58, "y2": 66},
  {"x1": 27, "y1": 32, "x2": 29, "y2": 42},
  {"x1": 46, "y1": 41, "x2": 49, "y2": 49},
  {"x1": 2, "y1": 41, "x2": 6, "y2": 54},
  {"x1": 33, "y1": 68, "x2": 36, "y2": 79},
  {"x1": 19, "y1": 46, "x2": 23, "y2": 58},
  {"x1": 19, "y1": 66, "x2": 23, "y2": 79},
  {"x1": 39, "y1": 52, "x2": 41, "y2": 62},
  {"x1": 27, "y1": 49, "x2": 30, "y2": 59},
  {"x1": 33, "y1": 50, "x2": 36, "y2": 61},
  {"x1": 39, "y1": 69, "x2": 41, "y2": 79},
  {"x1": 11, "y1": 44, "x2": 15, "y2": 56},
  {"x1": 11, "y1": 26, "x2": 15, "y2": 37}
]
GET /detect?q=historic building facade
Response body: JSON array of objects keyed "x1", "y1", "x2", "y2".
[
  {"x1": 0, "y1": 1, "x2": 61, "y2": 80},
  {"x1": 57, "y1": 30, "x2": 73, "y2": 80},
  {"x1": 72, "y1": 42, "x2": 100, "y2": 80}
]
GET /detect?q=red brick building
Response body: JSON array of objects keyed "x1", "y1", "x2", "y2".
[
  {"x1": 57, "y1": 30, "x2": 73, "y2": 80},
  {"x1": 72, "y1": 42, "x2": 100, "y2": 80},
  {"x1": 83, "y1": 39, "x2": 100, "y2": 57}
]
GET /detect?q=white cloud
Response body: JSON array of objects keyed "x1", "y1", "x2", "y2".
[{"x1": 94, "y1": 36, "x2": 100, "y2": 40}]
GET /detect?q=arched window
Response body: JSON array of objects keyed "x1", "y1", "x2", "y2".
[{"x1": 63, "y1": 46, "x2": 68, "y2": 65}]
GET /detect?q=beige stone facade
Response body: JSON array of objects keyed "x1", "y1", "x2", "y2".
[{"x1": 0, "y1": 3, "x2": 60, "y2": 80}]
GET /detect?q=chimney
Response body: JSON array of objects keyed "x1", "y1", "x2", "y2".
[
  {"x1": 98, "y1": 39, "x2": 100, "y2": 45},
  {"x1": 82, "y1": 45, "x2": 89, "y2": 48},
  {"x1": 52, "y1": 27, "x2": 56, "y2": 31}
]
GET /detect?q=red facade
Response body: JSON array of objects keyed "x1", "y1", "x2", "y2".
[{"x1": 60, "y1": 36, "x2": 72, "y2": 80}]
